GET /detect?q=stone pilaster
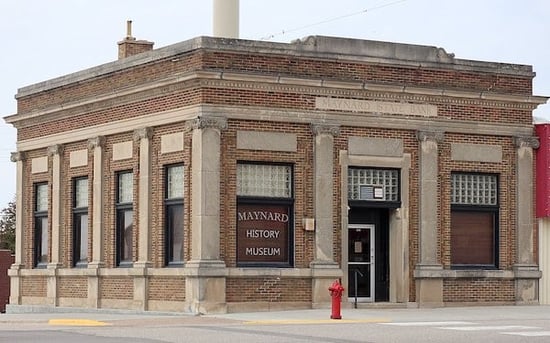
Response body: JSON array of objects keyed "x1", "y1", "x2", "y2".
[
  {"x1": 185, "y1": 116, "x2": 227, "y2": 314},
  {"x1": 8, "y1": 152, "x2": 25, "y2": 305},
  {"x1": 414, "y1": 130, "x2": 444, "y2": 306},
  {"x1": 513, "y1": 136, "x2": 541, "y2": 304},
  {"x1": 133, "y1": 127, "x2": 153, "y2": 310},
  {"x1": 47, "y1": 144, "x2": 63, "y2": 269},
  {"x1": 46, "y1": 144, "x2": 63, "y2": 307},
  {"x1": 133, "y1": 127, "x2": 153, "y2": 270},
  {"x1": 310, "y1": 124, "x2": 342, "y2": 306},
  {"x1": 87, "y1": 136, "x2": 105, "y2": 308}
]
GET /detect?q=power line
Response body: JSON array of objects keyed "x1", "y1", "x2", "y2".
[{"x1": 258, "y1": 0, "x2": 409, "y2": 41}]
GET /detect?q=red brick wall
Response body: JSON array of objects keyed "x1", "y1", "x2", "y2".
[
  {"x1": 0, "y1": 250, "x2": 14, "y2": 312},
  {"x1": 100, "y1": 277, "x2": 133, "y2": 300},
  {"x1": 21, "y1": 276, "x2": 46, "y2": 297},
  {"x1": 148, "y1": 276, "x2": 185, "y2": 301},
  {"x1": 444, "y1": 279, "x2": 515, "y2": 303},
  {"x1": 226, "y1": 278, "x2": 311, "y2": 303},
  {"x1": 220, "y1": 120, "x2": 315, "y2": 268},
  {"x1": 58, "y1": 277, "x2": 87, "y2": 298}
]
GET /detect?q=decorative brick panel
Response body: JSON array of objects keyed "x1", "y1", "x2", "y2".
[
  {"x1": 58, "y1": 277, "x2": 87, "y2": 298},
  {"x1": 100, "y1": 277, "x2": 133, "y2": 300},
  {"x1": 226, "y1": 278, "x2": 311, "y2": 303},
  {"x1": 21, "y1": 276, "x2": 47, "y2": 297},
  {"x1": 148, "y1": 276, "x2": 185, "y2": 301},
  {"x1": 443, "y1": 279, "x2": 515, "y2": 302}
]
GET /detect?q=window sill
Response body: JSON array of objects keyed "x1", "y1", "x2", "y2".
[{"x1": 414, "y1": 268, "x2": 514, "y2": 279}]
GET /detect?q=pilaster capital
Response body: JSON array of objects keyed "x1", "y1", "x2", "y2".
[
  {"x1": 133, "y1": 127, "x2": 153, "y2": 141},
  {"x1": 311, "y1": 123, "x2": 340, "y2": 137},
  {"x1": 10, "y1": 151, "x2": 25, "y2": 163},
  {"x1": 47, "y1": 144, "x2": 64, "y2": 157},
  {"x1": 186, "y1": 116, "x2": 228, "y2": 131},
  {"x1": 87, "y1": 136, "x2": 106, "y2": 150},
  {"x1": 514, "y1": 136, "x2": 539, "y2": 149},
  {"x1": 417, "y1": 130, "x2": 444, "y2": 144}
]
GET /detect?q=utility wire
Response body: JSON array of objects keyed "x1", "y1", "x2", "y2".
[{"x1": 259, "y1": 0, "x2": 409, "y2": 41}]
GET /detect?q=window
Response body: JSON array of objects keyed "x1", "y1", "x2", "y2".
[
  {"x1": 73, "y1": 177, "x2": 89, "y2": 267},
  {"x1": 116, "y1": 171, "x2": 133, "y2": 266},
  {"x1": 236, "y1": 163, "x2": 293, "y2": 267},
  {"x1": 348, "y1": 167, "x2": 400, "y2": 203},
  {"x1": 165, "y1": 164, "x2": 184, "y2": 265},
  {"x1": 34, "y1": 183, "x2": 48, "y2": 267},
  {"x1": 450, "y1": 173, "x2": 498, "y2": 268}
]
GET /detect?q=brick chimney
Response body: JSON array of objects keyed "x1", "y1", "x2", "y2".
[{"x1": 117, "y1": 20, "x2": 154, "y2": 59}]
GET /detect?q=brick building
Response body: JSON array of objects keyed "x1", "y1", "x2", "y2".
[{"x1": 3, "y1": 33, "x2": 547, "y2": 314}]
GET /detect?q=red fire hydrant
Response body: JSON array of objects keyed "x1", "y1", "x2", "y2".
[{"x1": 328, "y1": 279, "x2": 344, "y2": 319}]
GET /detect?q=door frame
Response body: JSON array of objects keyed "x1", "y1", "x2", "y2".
[
  {"x1": 347, "y1": 223, "x2": 375, "y2": 302},
  {"x1": 339, "y1": 152, "x2": 411, "y2": 304}
]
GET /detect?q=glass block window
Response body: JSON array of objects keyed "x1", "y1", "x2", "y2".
[
  {"x1": 36, "y1": 184, "x2": 48, "y2": 212},
  {"x1": 118, "y1": 172, "x2": 133, "y2": 204},
  {"x1": 237, "y1": 164, "x2": 292, "y2": 198},
  {"x1": 167, "y1": 165, "x2": 184, "y2": 199},
  {"x1": 348, "y1": 168, "x2": 399, "y2": 201},
  {"x1": 75, "y1": 178, "x2": 88, "y2": 208},
  {"x1": 451, "y1": 173, "x2": 497, "y2": 206}
]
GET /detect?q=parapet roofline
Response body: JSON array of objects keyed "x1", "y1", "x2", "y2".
[{"x1": 16, "y1": 35, "x2": 535, "y2": 99}]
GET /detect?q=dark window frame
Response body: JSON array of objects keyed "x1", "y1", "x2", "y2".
[
  {"x1": 450, "y1": 172, "x2": 499, "y2": 270},
  {"x1": 34, "y1": 182, "x2": 48, "y2": 268},
  {"x1": 116, "y1": 170, "x2": 134, "y2": 267},
  {"x1": 164, "y1": 163, "x2": 184, "y2": 266},
  {"x1": 72, "y1": 177, "x2": 89, "y2": 267},
  {"x1": 236, "y1": 162, "x2": 295, "y2": 268}
]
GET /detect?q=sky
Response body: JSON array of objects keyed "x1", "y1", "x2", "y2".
[{"x1": 0, "y1": 0, "x2": 549, "y2": 210}]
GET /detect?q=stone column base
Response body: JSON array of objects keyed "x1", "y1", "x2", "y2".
[
  {"x1": 415, "y1": 278, "x2": 442, "y2": 307},
  {"x1": 185, "y1": 260, "x2": 227, "y2": 314},
  {"x1": 414, "y1": 264, "x2": 443, "y2": 307},
  {"x1": 310, "y1": 261, "x2": 342, "y2": 308},
  {"x1": 514, "y1": 264, "x2": 541, "y2": 304},
  {"x1": 8, "y1": 264, "x2": 22, "y2": 305}
]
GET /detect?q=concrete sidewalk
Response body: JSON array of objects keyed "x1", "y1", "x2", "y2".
[
  {"x1": 1, "y1": 305, "x2": 549, "y2": 327},
  {"x1": 209, "y1": 305, "x2": 550, "y2": 323}
]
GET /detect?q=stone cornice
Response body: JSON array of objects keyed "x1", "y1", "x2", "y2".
[
  {"x1": 14, "y1": 104, "x2": 535, "y2": 152},
  {"x1": 5, "y1": 70, "x2": 546, "y2": 129},
  {"x1": 514, "y1": 136, "x2": 540, "y2": 149},
  {"x1": 14, "y1": 36, "x2": 536, "y2": 99}
]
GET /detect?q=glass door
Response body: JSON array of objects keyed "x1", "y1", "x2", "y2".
[{"x1": 348, "y1": 224, "x2": 375, "y2": 302}]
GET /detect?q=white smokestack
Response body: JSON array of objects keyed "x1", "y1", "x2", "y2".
[{"x1": 213, "y1": 0, "x2": 239, "y2": 38}]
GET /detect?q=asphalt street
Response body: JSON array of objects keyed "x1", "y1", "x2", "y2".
[{"x1": 1, "y1": 305, "x2": 550, "y2": 342}]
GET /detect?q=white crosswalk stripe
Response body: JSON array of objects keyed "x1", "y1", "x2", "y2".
[
  {"x1": 380, "y1": 321, "x2": 549, "y2": 338},
  {"x1": 440, "y1": 325, "x2": 538, "y2": 331},
  {"x1": 381, "y1": 321, "x2": 474, "y2": 326},
  {"x1": 502, "y1": 331, "x2": 550, "y2": 337}
]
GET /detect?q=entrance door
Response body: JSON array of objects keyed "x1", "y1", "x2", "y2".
[{"x1": 348, "y1": 224, "x2": 375, "y2": 302}]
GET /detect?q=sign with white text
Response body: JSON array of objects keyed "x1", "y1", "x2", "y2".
[{"x1": 237, "y1": 204, "x2": 290, "y2": 264}]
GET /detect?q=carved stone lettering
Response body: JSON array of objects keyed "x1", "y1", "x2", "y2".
[{"x1": 315, "y1": 97, "x2": 437, "y2": 117}]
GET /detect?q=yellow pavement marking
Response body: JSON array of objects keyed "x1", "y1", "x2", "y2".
[
  {"x1": 244, "y1": 318, "x2": 390, "y2": 325},
  {"x1": 48, "y1": 319, "x2": 111, "y2": 326}
]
